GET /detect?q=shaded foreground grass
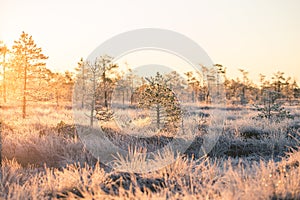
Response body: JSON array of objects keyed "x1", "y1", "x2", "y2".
[{"x1": 0, "y1": 105, "x2": 300, "y2": 199}]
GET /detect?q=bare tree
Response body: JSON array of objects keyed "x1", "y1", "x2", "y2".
[
  {"x1": 74, "y1": 58, "x2": 87, "y2": 109},
  {"x1": 85, "y1": 59, "x2": 101, "y2": 126},
  {"x1": 79, "y1": 55, "x2": 120, "y2": 126}
]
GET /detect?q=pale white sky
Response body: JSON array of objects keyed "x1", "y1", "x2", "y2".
[
  {"x1": 115, "y1": 49, "x2": 197, "y2": 78},
  {"x1": 1, "y1": 0, "x2": 300, "y2": 83}
]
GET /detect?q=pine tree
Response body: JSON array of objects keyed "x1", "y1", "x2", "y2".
[
  {"x1": 137, "y1": 72, "x2": 182, "y2": 131},
  {"x1": 11, "y1": 32, "x2": 48, "y2": 118},
  {"x1": 0, "y1": 42, "x2": 9, "y2": 103},
  {"x1": 94, "y1": 55, "x2": 119, "y2": 110},
  {"x1": 254, "y1": 90, "x2": 293, "y2": 122},
  {"x1": 49, "y1": 71, "x2": 74, "y2": 108},
  {"x1": 86, "y1": 59, "x2": 100, "y2": 126},
  {"x1": 74, "y1": 58, "x2": 88, "y2": 109},
  {"x1": 272, "y1": 71, "x2": 285, "y2": 95}
]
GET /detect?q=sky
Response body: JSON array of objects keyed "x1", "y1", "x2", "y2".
[{"x1": 1, "y1": 0, "x2": 300, "y2": 83}]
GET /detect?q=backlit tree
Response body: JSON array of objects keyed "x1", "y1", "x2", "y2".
[
  {"x1": 11, "y1": 31, "x2": 48, "y2": 118},
  {"x1": 0, "y1": 42, "x2": 8, "y2": 103}
]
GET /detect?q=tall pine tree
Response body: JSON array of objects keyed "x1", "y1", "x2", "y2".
[{"x1": 12, "y1": 32, "x2": 48, "y2": 118}]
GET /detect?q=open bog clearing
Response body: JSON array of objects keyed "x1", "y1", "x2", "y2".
[{"x1": 0, "y1": 104, "x2": 299, "y2": 200}]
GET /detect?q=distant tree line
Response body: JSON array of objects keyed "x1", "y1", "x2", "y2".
[
  {"x1": 1, "y1": 32, "x2": 299, "y2": 119},
  {"x1": 218, "y1": 65, "x2": 300, "y2": 106}
]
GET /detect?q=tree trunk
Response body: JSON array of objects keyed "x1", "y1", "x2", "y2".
[
  {"x1": 0, "y1": 121, "x2": 2, "y2": 169},
  {"x1": 22, "y1": 64, "x2": 27, "y2": 119},
  {"x1": 2, "y1": 52, "x2": 6, "y2": 103},
  {"x1": 90, "y1": 99, "x2": 94, "y2": 127},
  {"x1": 195, "y1": 86, "x2": 198, "y2": 102},
  {"x1": 206, "y1": 90, "x2": 210, "y2": 104},
  {"x1": 104, "y1": 91, "x2": 108, "y2": 109},
  {"x1": 81, "y1": 66, "x2": 85, "y2": 109},
  {"x1": 130, "y1": 93, "x2": 134, "y2": 105},
  {"x1": 102, "y1": 71, "x2": 108, "y2": 109},
  {"x1": 156, "y1": 104, "x2": 160, "y2": 130},
  {"x1": 81, "y1": 97, "x2": 84, "y2": 109},
  {"x1": 122, "y1": 90, "x2": 125, "y2": 107},
  {"x1": 191, "y1": 90, "x2": 195, "y2": 103},
  {"x1": 240, "y1": 87, "x2": 246, "y2": 105},
  {"x1": 56, "y1": 89, "x2": 59, "y2": 108},
  {"x1": 90, "y1": 73, "x2": 96, "y2": 127}
]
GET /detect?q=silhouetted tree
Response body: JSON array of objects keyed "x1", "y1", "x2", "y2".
[
  {"x1": 291, "y1": 80, "x2": 299, "y2": 99},
  {"x1": 185, "y1": 71, "x2": 201, "y2": 103},
  {"x1": 271, "y1": 71, "x2": 285, "y2": 95},
  {"x1": 238, "y1": 69, "x2": 249, "y2": 105},
  {"x1": 94, "y1": 55, "x2": 119, "y2": 110}
]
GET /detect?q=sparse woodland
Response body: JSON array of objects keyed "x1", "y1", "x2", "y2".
[{"x1": 0, "y1": 32, "x2": 300, "y2": 199}]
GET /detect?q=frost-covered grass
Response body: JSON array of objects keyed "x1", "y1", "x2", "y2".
[{"x1": 0, "y1": 104, "x2": 299, "y2": 199}]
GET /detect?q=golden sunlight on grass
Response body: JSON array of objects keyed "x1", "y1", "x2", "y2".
[
  {"x1": 0, "y1": 105, "x2": 300, "y2": 199},
  {"x1": 0, "y1": 29, "x2": 300, "y2": 199}
]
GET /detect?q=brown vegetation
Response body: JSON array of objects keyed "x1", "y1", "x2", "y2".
[{"x1": 0, "y1": 32, "x2": 300, "y2": 199}]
